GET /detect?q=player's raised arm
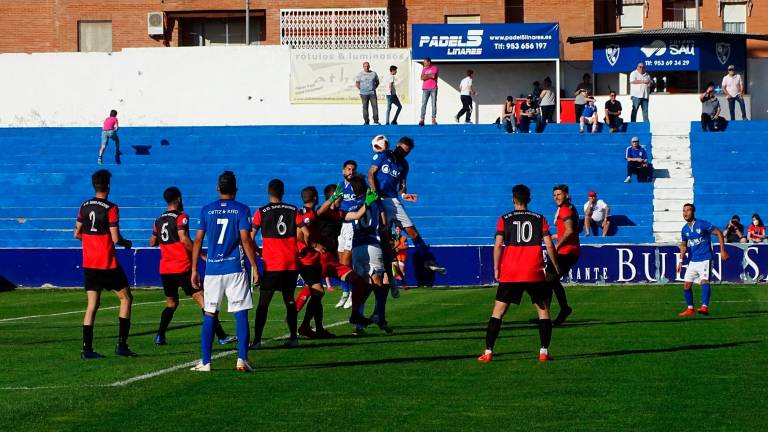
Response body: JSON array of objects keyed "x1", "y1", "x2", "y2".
[
  {"x1": 191, "y1": 229, "x2": 205, "y2": 289},
  {"x1": 711, "y1": 227, "x2": 729, "y2": 261},
  {"x1": 367, "y1": 164, "x2": 380, "y2": 194}
]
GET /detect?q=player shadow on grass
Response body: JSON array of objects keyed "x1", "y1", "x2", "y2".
[
  {"x1": 551, "y1": 314, "x2": 764, "y2": 329},
  {"x1": 554, "y1": 340, "x2": 761, "y2": 361},
  {"x1": 254, "y1": 352, "x2": 523, "y2": 371}
]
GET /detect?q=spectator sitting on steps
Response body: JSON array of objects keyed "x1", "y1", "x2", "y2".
[
  {"x1": 579, "y1": 94, "x2": 598, "y2": 134},
  {"x1": 747, "y1": 214, "x2": 766, "y2": 243},
  {"x1": 583, "y1": 191, "x2": 610, "y2": 237},
  {"x1": 723, "y1": 214, "x2": 747, "y2": 243},
  {"x1": 501, "y1": 96, "x2": 517, "y2": 133},
  {"x1": 624, "y1": 136, "x2": 649, "y2": 183}
]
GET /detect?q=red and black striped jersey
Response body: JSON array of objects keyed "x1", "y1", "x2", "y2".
[
  {"x1": 152, "y1": 210, "x2": 191, "y2": 274},
  {"x1": 77, "y1": 197, "x2": 119, "y2": 270},
  {"x1": 555, "y1": 202, "x2": 580, "y2": 256},
  {"x1": 296, "y1": 207, "x2": 321, "y2": 266},
  {"x1": 495, "y1": 210, "x2": 550, "y2": 282},
  {"x1": 253, "y1": 203, "x2": 303, "y2": 271}
]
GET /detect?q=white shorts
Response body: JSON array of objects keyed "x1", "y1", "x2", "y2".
[
  {"x1": 203, "y1": 272, "x2": 253, "y2": 313},
  {"x1": 380, "y1": 197, "x2": 413, "y2": 228},
  {"x1": 337, "y1": 223, "x2": 354, "y2": 252},
  {"x1": 683, "y1": 260, "x2": 711, "y2": 283},
  {"x1": 352, "y1": 244, "x2": 386, "y2": 277}
]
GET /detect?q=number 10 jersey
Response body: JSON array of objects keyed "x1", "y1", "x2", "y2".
[{"x1": 495, "y1": 210, "x2": 551, "y2": 283}]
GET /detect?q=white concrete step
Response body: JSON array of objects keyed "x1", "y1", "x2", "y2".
[
  {"x1": 655, "y1": 221, "x2": 686, "y2": 233},
  {"x1": 654, "y1": 232, "x2": 682, "y2": 243},
  {"x1": 653, "y1": 159, "x2": 692, "y2": 171},
  {"x1": 655, "y1": 189, "x2": 694, "y2": 200},
  {"x1": 654, "y1": 211, "x2": 686, "y2": 223},
  {"x1": 654, "y1": 198, "x2": 691, "y2": 211},
  {"x1": 651, "y1": 121, "x2": 691, "y2": 135},
  {"x1": 654, "y1": 177, "x2": 694, "y2": 188}
]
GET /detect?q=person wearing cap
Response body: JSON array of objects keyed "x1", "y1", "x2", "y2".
[
  {"x1": 583, "y1": 191, "x2": 610, "y2": 237},
  {"x1": 723, "y1": 215, "x2": 747, "y2": 244},
  {"x1": 625, "y1": 136, "x2": 649, "y2": 183},
  {"x1": 721, "y1": 65, "x2": 748, "y2": 121},
  {"x1": 579, "y1": 93, "x2": 598, "y2": 134},
  {"x1": 518, "y1": 94, "x2": 541, "y2": 133},
  {"x1": 701, "y1": 81, "x2": 726, "y2": 132}
]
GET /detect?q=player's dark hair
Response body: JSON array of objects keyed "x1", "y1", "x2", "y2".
[
  {"x1": 92, "y1": 169, "x2": 111, "y2": 193},
  {"x1": 218, "y1": 171, "x2": 237, "y2": 195},
  {"x1": 752, "y1": 214, "x2": 764, "y2": 227},
  {"x1": 398, "y1": 136, "x2": 415, "y2": 149},
  {"x1": 301, "y1": 186, "x2": 318, "y2": 204},
  {"x1": 683, "y1": 203, "x2": 695, "y2": 212},
  {"x1": 163, "y1": 186, "x2": 182, "y2": 204},
  {"x1": 467, "y1": 69, "x2": 474, "y2": 76},
  {"x1": 323, "y1": 184, "x2": 337, "y2": 200},
  {"x1": 349, "y1": 175, "x2": 367, "y2": 197},
  {"x1": 512, "y1": 184, "x2": 531, "y2": 205},
  {"x1": 343, "y1": 160, "x2": 357, "y2": 170},
  {"x1": 109, "y1": 109, "x2": 117, "y2": 117},
  {"x1": 389, "y1": 65, "x2": 398, "y2": 72},
  {"x1": 268, "y1": 179, "x2": 285, "y2": 199},
  {"x1": 553, "y1": 184, "x2": 569, "y2": 194}
]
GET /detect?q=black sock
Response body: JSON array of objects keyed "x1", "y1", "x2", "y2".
[
  {"x1": 118, "y1": 317, "x2": 131, "y2": 348},
  {"x1": 82, "y1": 325, "x2": 94, "y2": 351},
  {"x1": 213, "y1": 316, "x2": 227, "y2": 340},
  {"x1": 485, "y1": 317, "x2": 502, "y2": 351},
  {"x1": 538, "y1": 319, "x2": 552, "y2": 349},
  {"x1": 313, "y1": 294, "x2": 325, "y2": 330},
  {"x1": 157, "y1": 307, "x2": 176, "y2": 337},
  {"x1": 253, "y1": 304, "x2": 269, "y2": 343},
  {"x1": 301, "y1": 295, "x2": 317, "y2": 328},
  {"x1": 552, "y1": 282, "x2": 569, "y2": 309},
  {"x1": 286, "y1": 303, "x2": 298, "y2": 340}
]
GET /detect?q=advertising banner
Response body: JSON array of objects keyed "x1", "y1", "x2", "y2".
[
  {"x1": 290, "y1": 49, "x2": 410, "y2": 104},
  {"x1": 594, "y1": 37, "x2": 746, "y2": 73},
  {"x1": 411, "y1": 23, "x2": 560, "y2": 61}
]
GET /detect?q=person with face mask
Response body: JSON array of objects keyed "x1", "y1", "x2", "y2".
[{"x1": 747, "y1": 214, "x2": 766, "y2": 243}]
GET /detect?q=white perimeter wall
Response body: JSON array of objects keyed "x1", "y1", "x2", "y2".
[{"x1": 0, "y1": 46, "x2": 761, "y2": 127}]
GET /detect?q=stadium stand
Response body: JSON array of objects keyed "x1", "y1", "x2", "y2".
[
  {"x1": 689, "y1": 120, "x2": 767, "y2": 230},
  {"x1": 0, "y1": 123, "x2": 653, "y2": 247}
]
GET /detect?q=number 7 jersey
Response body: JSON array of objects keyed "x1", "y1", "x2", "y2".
[
  {"x1": 197, "y1": 199, "x2": 253, "y2": 275},
  {"x1": 495, "y1": 210, "x2": 551, "y2": 282}
]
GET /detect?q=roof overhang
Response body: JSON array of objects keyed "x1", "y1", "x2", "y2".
[{"x1": 568, "y1": 28, "x2": 768, "y2": 44}]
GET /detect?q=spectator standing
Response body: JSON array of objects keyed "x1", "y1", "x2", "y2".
[
  {"x1": 356, "y1": 62, "x2": 380, "y2": 125},
  {"x1": 382, "y1": 65, "x2": 402, "y2": 125},
  {"x1": 501, "y1": 96, "x2": 517, "y2": 133},
  {"x1": 629, "y1": 63, "x2": 651, "y2": 122},
  {"x1": 722, "y1": 65, "x2": 748, "y2": 120},
  {"x1": 624, "y1": 136, "x2": 649, "y2": 183},
  {"x1": 539, "y1": 77, "x2": 556, "y2": 124},
  {"x1": 419, "y1": 57, "x2": 439, "y2": 126},
  {"x1": 455, "y1": 70, "x2": 475, "y2": 124},
  {"x1": 573, "y1": 73, "x2": 592, "y2": 121},
  {"x1": 748, "y1": 214, "x2": 766, "y2": 243},
  {"x1": 98, "y1": 109, "x2": 121, "y2": 165},
  {"x1": 701, "y1": 82, "x2": 726, "y2": 132},
  {"x1": 532, "y1": 81, "x2": 543, "y2": 101},
  {"x1": 723, "y1": 215, "x2": 747, "y2": 244},
  {"x1": 583, "y1": 191, "x2": 610, "y2": 237},
  {"x1": 518, "y1": 94, "x2": 541, "y2": 133},
  {"x1": 579, "y1": 95, "x2": 598, "y2": 134},
  {"x1": 604, "y1": 91, "x2": 624, "y2": 132}
]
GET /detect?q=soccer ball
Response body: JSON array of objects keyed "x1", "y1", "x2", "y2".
[{"x1": 371, "y1": 135, "x2": 389, "y2": 153}]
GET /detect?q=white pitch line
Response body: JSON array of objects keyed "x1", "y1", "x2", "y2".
[{"x1": 0, "y1": 298, "x2": 193, "y2": 323}]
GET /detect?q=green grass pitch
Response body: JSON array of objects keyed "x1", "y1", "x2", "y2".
[{"x1": 1, "y1": 284, "x2": 766, "y2": 431}]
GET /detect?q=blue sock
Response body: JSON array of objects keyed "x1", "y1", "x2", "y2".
[
  {"x1": 683, "y1": 289, "x2": 694, "y2": 308},
  {"x1": 342, "y1": 281, "x2": 350, "y2": 294},
  {"x1": 234, "y1": 310, "x2": 249, "y2": 361},
  {"x1": 201, "y1": 314, "x2": 215, "y2": 365},
  {"x1": 701, "y1": 283, "x2": 711, "y2": 307}
]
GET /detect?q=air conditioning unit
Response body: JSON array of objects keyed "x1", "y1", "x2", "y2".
[{"x1": 148, "y1": 12, "x2": 164, "y2": 36}]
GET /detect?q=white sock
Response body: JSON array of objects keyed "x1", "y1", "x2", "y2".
[
  {"x1": 484, "y1": 349, "x2": 493, "y2": 355},
  {"x1": 540, "y1": 348, "x2": 548, "y2": 355}
]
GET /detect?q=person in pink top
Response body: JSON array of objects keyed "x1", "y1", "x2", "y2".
[
  {"x1": 419, "y1": 57, "x2": 439, "y2": 126},
  {"x1": 721, "y1": 65, "x2": 748, "y2": 121},
  {"x1": 98, "y1": 109, "x2": 121, "y2": 165}
]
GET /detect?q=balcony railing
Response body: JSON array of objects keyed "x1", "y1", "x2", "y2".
[{"x1": 662, "y1": 20, "x2": 699, "y2": 29}]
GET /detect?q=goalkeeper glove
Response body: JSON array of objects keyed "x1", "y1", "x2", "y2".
[
  {"x1": 329, "y1": 182, "x2": 343, "y2": 202},
  {"x1": 365, "y1": 189, "x2": 380, "y2": 206}
]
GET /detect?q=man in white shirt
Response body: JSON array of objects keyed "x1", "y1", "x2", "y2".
[
  {"x1": 722, "y1": 65, "x2": 748, "y2": 121},
  {"x1": 629, "y1": 63, "x2": 651, "y2": 122},
  {"x1": 583, "y1": 191, "x2": 610, "y2": 237},
  {"x1": 382, "y1": 65, "x2": 402, "y2": 125},
  {"x1": 455, "y1": 70, "x2": 475, "y2": 124}
]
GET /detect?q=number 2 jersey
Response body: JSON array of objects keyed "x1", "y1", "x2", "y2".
[
  {"x1": 197, "y1": 199, "x2": 252, "y2": 276},
  {"x1": 77, "y1": 197, "x2": 119, "y2": 270},
  {"x1": 252, "y1": 203, "x2": 303, "y2": 272},
  {"x1": 495, "y1": 210, "x2": 551, "y2": 282},
  {"x1": 152, "y1": 210, "x2": 191, "y2": 275}
]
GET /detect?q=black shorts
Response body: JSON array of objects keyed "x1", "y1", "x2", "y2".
[
  {"x1": 495, "y1": 282, "x2": 551, "y2": 305},
  {"x1": 261, "y1": 270, "x2": 299, "y2": 292},
  {"x1": 84, "y1": 267, "x2": 129, "y2": 292},
  {"x1": 299, "y1": 264, "x2": 323, "y2": 286},
  {"x1": 161, "y1": 272, "x2": 200, "y2": 298},
  {"x1": 545, "y1": 253, "x2": 580, "y2": 280}
]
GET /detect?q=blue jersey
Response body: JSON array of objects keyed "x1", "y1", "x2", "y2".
[
  {"x1": 352, "y1": 201, "x2": 384, "y2": 248},
  {"x1": 339, "y1": 180, "x2": 359, "y2": 212},
  {"x1": 197, "y1": 199, "x2": 252, "y2": 275},
  {"x1": 681, "y1": 219, "x2": 715, "y2": 262},
  {"x1": 371, "y1": 150, "x2": 409, "y2": 199}
]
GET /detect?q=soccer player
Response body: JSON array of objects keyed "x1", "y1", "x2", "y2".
[
  {"x1": 251, "y1": 179, "x2": 305, "y2": 349},
  {"x1": 336, "y1": 160, "x2": 360, "y2": 309},
  {"x1": 546, "y1": 184, "x2": 580, "y2": 325},
  {"x1": 677, "y1": 203, "x2": 729, "y2": 316},
  {"x1": 367, "y1": 136, "x2": 447, "y2": 276},
  {"x1": 150, "y1": 186, "x2": 235, "y2": 346},
  {"x1": 190, "y1": 171, "x2": 258, "y2": 372},
  {"x1": 74, "y1": 169, "x2": 136, "y2": 359},
  {"x1": 478, "y1": 184, "x2": 560, "y2": 363}
]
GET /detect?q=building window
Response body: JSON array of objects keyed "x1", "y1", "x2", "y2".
[
  {"x1": 505, "y1": 0, "x2": 523, "y2": 23},
  {"x1": 662, "y1": 0, "x2": 700, "y2": 29},
  {"x1": 723, "y1": 3, "x2": 747, "y2": 33},
  {"x1": 445, "y1": 15, "x2": 481, "y2": 24},
  {"x1": 620, "y1": 4, "x2": 644, "y2": 31},
  {"x1": 280, "y1": 8, "x2": 389, "y2": 49},
  {"x1": 180, "y1": 17, "x2": 263, "y2": 46},
  {"x1": 78, "y1": 21, "x2": 112, "y2": 52}
]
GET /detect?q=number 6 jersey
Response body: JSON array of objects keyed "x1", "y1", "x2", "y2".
[
  {"x1": 252, "y1": 203, "x2": 303, "y2": 272},
  {"x1": 198, "y1": 199, "x2": 252, "y2": 275},
  {"x1": 152, "y1": 210, "x2": 191, "y2": 275},
  {"x1": 77, "y1": 197, "x2": 119, "y2": 270},
  {"x1": 495, "y1": 210, "x2": 551, "y2": 282}
]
